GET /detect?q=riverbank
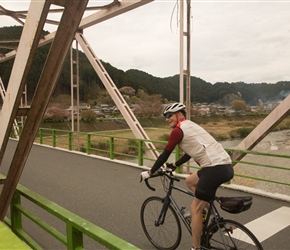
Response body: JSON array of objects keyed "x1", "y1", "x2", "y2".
[{"x1": 231, "y1": 129, "x2": 290, "y2": 197}]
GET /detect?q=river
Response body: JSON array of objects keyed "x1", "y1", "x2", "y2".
[{"x1": 222, "y1": 129, "x2": 290, "y2": 197}]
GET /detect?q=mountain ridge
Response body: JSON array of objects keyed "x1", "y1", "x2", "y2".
[{"x1": 0, "y1": 26, "x2": 289, "y2": 106}]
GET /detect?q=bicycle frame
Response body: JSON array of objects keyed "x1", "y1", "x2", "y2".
[
  {"x1": 172, "y1": 184, "x2": 230, "y2": 248},
  {"x1": 168, "y1": 186, "x2": 252, "y2": 249},
  {"x1": 151, "y1": 173, "x2": 194, "y2": 232},
  {"x1": 166, "y1": 184, "x2": 194, "y2": 233},
  {"x1": 146, "y1": 172, "x2": 231, "y2": 246},
  {"x1": 155, "y1": 177, "x2": 221, "y2": 237}
]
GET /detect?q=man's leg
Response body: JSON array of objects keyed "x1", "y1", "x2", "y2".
[
  {"x1": 186, "y1": 171, "x2": 209, "y2": 248},
  {"x1": 191, "y1": 197, "x2": 208, "y2": 248},
  {"x1": 185, "y1": 170, "x2": 199, "y2": 193}
]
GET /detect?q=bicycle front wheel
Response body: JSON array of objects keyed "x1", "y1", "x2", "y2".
[
  {"x1": 205, "y1": 219, "x2": 263, "y2": 250},
  {"x1": 140, "y1": 196, "x2": 182, "y2": 250}
]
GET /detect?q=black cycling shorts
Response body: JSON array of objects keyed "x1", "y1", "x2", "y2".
[{"x1": 195, "y1": 164, "x2": 234, "y2": 202}]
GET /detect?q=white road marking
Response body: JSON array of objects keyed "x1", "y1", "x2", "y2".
[{"x1": 244, "y1": 206, "x2": 290, "y2": 242}]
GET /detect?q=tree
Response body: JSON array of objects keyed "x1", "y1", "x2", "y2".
[
  {"x1": 43, "y1": 107, "x2": 70, "y2": 121},
  {"x1": 119, "y1": 86, "x2": 136, "y2": 96},
  {"x1": 230, "y1": 99, "x2": 247, "y2": 112},
  {"x1": 134, "y1": 89, "x2": 163, "y2": 117},
  {"x1": 81, "y1": 110, "x2": 97, "y2": 122}
]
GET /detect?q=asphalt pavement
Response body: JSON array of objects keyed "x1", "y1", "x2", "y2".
[{"x1": 1, "y1": 140, "x2": 289, "y2": 249}]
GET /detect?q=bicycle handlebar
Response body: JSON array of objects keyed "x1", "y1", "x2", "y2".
[
  {"x1": 144, "y1": 168, "x2": 180, "y2": 191},
  {"x1": 144, "y1": 178, "x2": 156, "y2": 191}
]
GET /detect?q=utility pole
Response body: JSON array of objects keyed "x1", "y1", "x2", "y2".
[
  {"x1": 70, "y1": 39, "x2": 80, "y2": 133},
  {"x1": 179, "y1": 0, "x2": 191, "y2": 118},
  {"x1": 179, "y1": 0, "x2": 191, "y2": 174}
]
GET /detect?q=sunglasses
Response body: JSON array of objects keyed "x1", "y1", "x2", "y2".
[{"x1": 164, "y1": 113, "x2": 174, "y2": 119}]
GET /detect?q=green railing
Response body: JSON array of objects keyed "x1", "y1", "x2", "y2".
[
  {"x1": 2, "y1": 176, "x2": 140, "y2": 250},
  {"x1": 34, "y1": 128, "x2": 290, "y2": 188},
  {"x1": 226, "y1": 148, "x2": 290, "y2": 187},
  {"x1": 36, "y1": 128, "x2": 183, "y2": 170}
]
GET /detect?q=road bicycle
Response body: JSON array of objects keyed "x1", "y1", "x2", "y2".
[{"x1": 140, "y1": 168, "x2": 264, "y2": 250}]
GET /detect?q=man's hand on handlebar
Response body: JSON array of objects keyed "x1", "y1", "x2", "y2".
[
  {"x1": 140, "y1": 166, "x2": 180, "y2": 191},
  {"x1": 140, "y1": 171, "x2": 151, "y2": 182},
  {"x1": 140, "y1": 164, "x2": 176, "y2": 182},
  {"x1": 166, "y1": 163, "x2": 176, "y2": 172}
]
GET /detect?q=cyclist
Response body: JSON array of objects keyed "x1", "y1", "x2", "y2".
[{"x1": 140, "y1": 102, "x2": 234, "y2": 250}]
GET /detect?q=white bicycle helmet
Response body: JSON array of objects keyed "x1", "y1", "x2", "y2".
[{"x1": 163, "y1": 102, "x2": 186, "y2": 116}]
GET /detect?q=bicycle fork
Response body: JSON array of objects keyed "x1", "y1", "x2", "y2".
[{"x1": 154, "y1": 197, "x2": 171, "y2": 226}]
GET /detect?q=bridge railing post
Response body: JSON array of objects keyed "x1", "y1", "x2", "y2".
[
  {"x1": 109, "y1": 137, "x2": 114, "y2": 160},
  {"x1": 87, "y1": 134, "x2": 91, "y2": 155},
  {"x1": 10, "y1": 191, "x2": 22, "y2": 233},
  {"x1": 67, "y1": 221, "x2": 84, "y2": 249},
  {"x1": 138, "y1": 140, "x2": 143, "y2": 166}
]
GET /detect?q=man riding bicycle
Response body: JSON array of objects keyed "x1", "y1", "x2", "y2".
[{"x1": 141, "y1": 102, "x2": 234, "y2": 250}]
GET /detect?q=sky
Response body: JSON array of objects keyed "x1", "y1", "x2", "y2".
[{"x1": 1, "y1": 0, "x2": 290, "y2": 84}]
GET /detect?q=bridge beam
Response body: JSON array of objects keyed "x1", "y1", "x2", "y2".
[
  {"x1": 0, "y1": 0, "x2": 51, "y2": 167},
  {"x1": 0, "y1": 0, "x2": 154, "y2": 63},
  {"x1": 0, "y1": 0, "x2": 89, "y2": 221},
  {"x1": 231, "y1": 94, "x2": 290, "y2": 165}
]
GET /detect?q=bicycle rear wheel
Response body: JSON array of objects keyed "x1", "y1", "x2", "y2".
[
  {"x1": 205, "y1": 219, "x2": 263, "y2": 250},
  {"x1": 140, "y1": 196, "x2": 182, "y2": 250}
]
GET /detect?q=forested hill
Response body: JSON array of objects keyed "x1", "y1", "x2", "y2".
[{"x1": 0, "y1": 26, "x2": 289, "y2": 106}]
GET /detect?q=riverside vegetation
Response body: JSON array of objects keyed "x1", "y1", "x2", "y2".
[{"x1": 40, "y1": 114, "x2": 290, "y2": 142}]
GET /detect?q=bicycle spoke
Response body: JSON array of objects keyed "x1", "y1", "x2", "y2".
[
  {"x1": 141, "y1": 196, "x2": 182, "y2": 250},
  {"x1": 205, "y1": 219, "x2": 263, "y2": 250}
]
